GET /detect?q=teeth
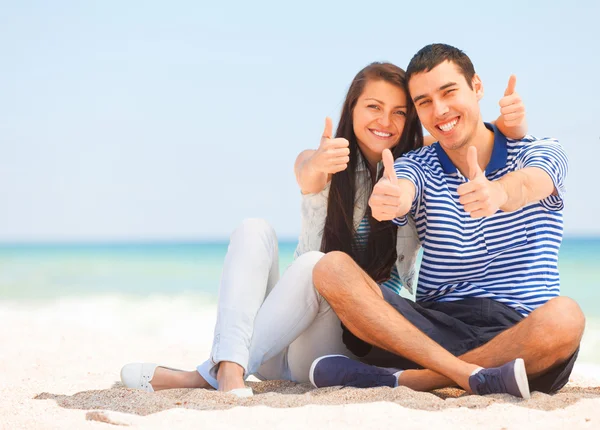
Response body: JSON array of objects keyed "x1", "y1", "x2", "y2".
[
  {"x1": 372, "y1": 130, "x2": 392, "y2": 137},
  {"x1": 438, "y1": 118, "x2": 458, "y2": 132}
]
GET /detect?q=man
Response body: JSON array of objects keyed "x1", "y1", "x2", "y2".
[{"x1": 308, "y1": 44, "x2": 584, "y2": 398}]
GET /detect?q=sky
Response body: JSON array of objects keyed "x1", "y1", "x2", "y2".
[{"x1": 1, "y1": 0, "x2": 598, "y2": 242}]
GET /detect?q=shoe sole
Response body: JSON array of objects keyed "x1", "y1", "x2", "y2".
[
  {"x1": 228, "y1": 387, "x2": 253, "y2": 398},
  {"x1": 514, "y1": 358, "x2": 531, "y2": 399},
  {"x1": 308, "y1": 354, "x2": 349, "y2": 388}
]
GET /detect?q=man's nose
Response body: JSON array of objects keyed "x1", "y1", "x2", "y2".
[{"x1": 433, "y1": 100, "x2": 449, "y2": 118}]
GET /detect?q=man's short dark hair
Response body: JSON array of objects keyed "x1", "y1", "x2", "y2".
[{"x1": 406, "y1": 44, "x2": 476, "y2": 89}]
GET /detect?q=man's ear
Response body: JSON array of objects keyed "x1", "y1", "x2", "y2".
[{"x1": 472, "y1": 74, "x2": 484, "y2": 101}]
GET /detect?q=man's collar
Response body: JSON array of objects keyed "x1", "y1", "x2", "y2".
[{"x1": 432, "y1": 122, "x2": 508, "y2": 175}]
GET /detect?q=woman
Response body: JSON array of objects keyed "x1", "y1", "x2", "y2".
[{"x1": 120, "y1": 62, "x2": 526, "y2": 396}]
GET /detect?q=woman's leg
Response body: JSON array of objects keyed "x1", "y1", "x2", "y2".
[
  {"x1": 245, "y1": 251, "x2": 356, "y2": 383},
  {"x1": 149, "y1": 218, "x2": 280, "y2": 391},
  {"x1": 254, "y1": 297, "x2": 357, "y2": 383}
]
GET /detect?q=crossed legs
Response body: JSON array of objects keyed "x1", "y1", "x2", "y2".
[{"x1": 312, "y1": 251, "x2": 585, "y2": 392}]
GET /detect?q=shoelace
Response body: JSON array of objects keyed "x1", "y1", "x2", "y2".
[{"x1": 472, "y1": 368, "x2": 507, "y2": 395}]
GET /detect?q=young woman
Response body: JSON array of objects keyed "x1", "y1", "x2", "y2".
[{"x1": 120, "y1": 62, "x2": 526, "y2": 396}]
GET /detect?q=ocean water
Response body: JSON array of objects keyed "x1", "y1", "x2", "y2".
[{"x1": 1, "y1": 238, "x2": 599, "y2": 361}]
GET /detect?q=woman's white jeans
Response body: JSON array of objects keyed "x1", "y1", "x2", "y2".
[{"x1": 196, "y1": 218, "x2": 355, "y2": 388}]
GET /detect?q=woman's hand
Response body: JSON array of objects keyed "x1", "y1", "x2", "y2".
[
  {"x1": 496, "y1": 75, "x2": 527, "y2": 139},
  {"x1": 308, "y1": 117, "x2": 350, "y2": 174}
]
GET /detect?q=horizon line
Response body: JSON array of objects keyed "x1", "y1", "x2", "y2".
[{"x1": 0, "y1": 234, "x2": 599, "y2": 247}]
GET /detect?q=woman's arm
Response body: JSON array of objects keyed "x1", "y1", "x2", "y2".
[
  {"x1": 494, "y1": 75, "x2": 527, "y2": 139},
  {"x1": 294, "y1": 117, "x2": 350, "y2": 194},
  {"x1": 295, "y1": 150, "x2": 330, "y2": 195}
]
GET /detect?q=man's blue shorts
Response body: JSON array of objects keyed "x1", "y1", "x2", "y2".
[{"x1": 341, "y1": 287, "x2": 579, "y2": 394}]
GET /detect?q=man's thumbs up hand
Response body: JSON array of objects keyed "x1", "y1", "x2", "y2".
[
  {"x1": 467, "y1": 146, "x2": 484, "y2": 181},
  {"x1": 457, "y1": 146, "x2": 508, "y2": 218},
  {"x1": 369, "y1": 149, "x2": 405, "y2": 221},
  {"x1": 382, "y1": 148, "x2": 398, "y2": 185}
]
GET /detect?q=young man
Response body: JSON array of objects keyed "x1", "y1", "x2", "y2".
[{"x1": 308, "y1": 44, "x2": 584, "y2": 398}]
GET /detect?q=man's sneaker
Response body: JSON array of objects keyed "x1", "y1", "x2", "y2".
[
  {"x1": 309, "y1": 355, "x2": 398, "y2": 389},
  {"x1": 469, "y1": 358, "x2": 531, "y2": 399}
]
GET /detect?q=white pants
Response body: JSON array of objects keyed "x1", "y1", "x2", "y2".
[{"x1": 196, "y1": 218, "x2": 355, "y2": 388}]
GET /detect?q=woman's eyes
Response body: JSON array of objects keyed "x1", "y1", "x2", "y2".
[{"x1": 367, "y1": 105, "x2": 405, "y2": 116}]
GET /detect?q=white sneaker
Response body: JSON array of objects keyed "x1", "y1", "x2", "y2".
[
  {"x1": 227, "y1": 387, "x2": 253, "y2": 398},
  {"x1": 120, "y1": 362, "x2": 253, "y2": 397},
  {"x1": 120, "y1": 363, "x2": 161, "y2": 392}
]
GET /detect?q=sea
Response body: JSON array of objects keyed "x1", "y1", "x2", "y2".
[{"x1": 1, "y1": 238, "x2": 599, "y2": 363}]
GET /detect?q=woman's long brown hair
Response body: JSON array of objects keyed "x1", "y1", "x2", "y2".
[{"x1": 320, "y1": 62, "x2": 423, "y2": 283}]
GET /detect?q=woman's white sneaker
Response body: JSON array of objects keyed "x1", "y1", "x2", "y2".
[{"x1": 120, "y1": 363, "x2": 160, "y2": 392}]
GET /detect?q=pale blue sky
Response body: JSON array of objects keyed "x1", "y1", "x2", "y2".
[{"x1": 1, "y1": 0, "x2": 598, "y2": 242}]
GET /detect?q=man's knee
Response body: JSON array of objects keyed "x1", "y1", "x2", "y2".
[
  {"x1": 538, "y1": 296, "x2": 586, "y2": 343},
  {"x1": 550, "y1": 296, "x2": 585, "y2": 334},
  {"x1": 312, "y1": 251, "x2": 354, "y2": 295}
]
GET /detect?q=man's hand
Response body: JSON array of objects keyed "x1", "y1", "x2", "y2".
[
  {"x1": 499, "y1": 75, "x2": 525, "y2": 129},
  {"x1": 369, "y1": 149, "x2": 404, "y2": 221},
  {"x1": 308, "y1": 117, "x2": 350, "y2": 174},
  {"x1": 457, "y1": 147, "x2": 508, "y2": 218}
]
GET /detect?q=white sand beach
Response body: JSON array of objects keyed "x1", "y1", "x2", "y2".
[{"x1": 2, "y1": 295, "x2": 600, "y2": 429}]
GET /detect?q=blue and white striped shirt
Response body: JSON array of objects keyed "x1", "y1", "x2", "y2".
[{"x1": 393, "y1": 124, "x2": 568, "y2": 316}]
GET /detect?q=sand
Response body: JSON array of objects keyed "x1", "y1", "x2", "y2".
[{"x1": 2, "y1": 295, "x2": 600, "y2": 429}]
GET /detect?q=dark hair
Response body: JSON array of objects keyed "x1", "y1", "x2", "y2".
[
  {"x1": 406, "y1": 43, "x2": 476, "y2": 89},
  {"x1": 320, "y1": 62, "x2": 423, "y2": 283}
]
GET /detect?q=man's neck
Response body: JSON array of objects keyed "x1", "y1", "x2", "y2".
[{"x1": 447, "y1": 122, "x2": 494, "y2": 177}]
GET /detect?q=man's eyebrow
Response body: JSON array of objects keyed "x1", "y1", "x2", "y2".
[
  {"x1": 439, "y1": 82, "x2": 457, "y2": 91},
  {"x1": 413, "y1": 94, "x2": 427, "y2": 103},
  {"x1": 412, "y1": 82, "x2": 458, "y2": 103},
  {"x1": 364, "y1": 98, "x2": 407, "y2": 109}
]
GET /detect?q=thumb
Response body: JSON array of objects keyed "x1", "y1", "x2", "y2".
[
  {"x1": 467, "y1": 146, "x2": 483, "y2": 180},
  {"x1": 504, "y1": 74, "x2": 517, "y2": 97},
  {"x1": 382, "y1": 149, "x2": 398, "y2": 185},
  {"x1": 322, "y1": 117, "x2": 333, "y2": 140}
]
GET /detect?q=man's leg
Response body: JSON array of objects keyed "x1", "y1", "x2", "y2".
[
  {"x1": 398, "y1": 296, "x2": 584, "y2": 392},
  {"x1": 313, "y1": 251, "x2": 585, "y2": 393},
  {"x1": 312, "y1": 251, "x2": 481, "y2": 391}
]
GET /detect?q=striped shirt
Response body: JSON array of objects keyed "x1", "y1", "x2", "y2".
[
  {"x1": 392, "y1": 123, "x2": 568, "y2": 316},
  {"x1": 352, "y1": 216, "x2": 403, "y2": 295}
]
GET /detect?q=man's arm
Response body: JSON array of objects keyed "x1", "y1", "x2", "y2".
[
  {"x1": 458, "y1": 142, "x2": 566, "y2": 218},
  {"x1": 496, "y1": 167, "x2": 555, "y2": 213}
]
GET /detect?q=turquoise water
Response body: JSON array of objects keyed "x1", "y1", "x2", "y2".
[{"x1": 0, "y1": 238, "x2": 599, "y2": 318}]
